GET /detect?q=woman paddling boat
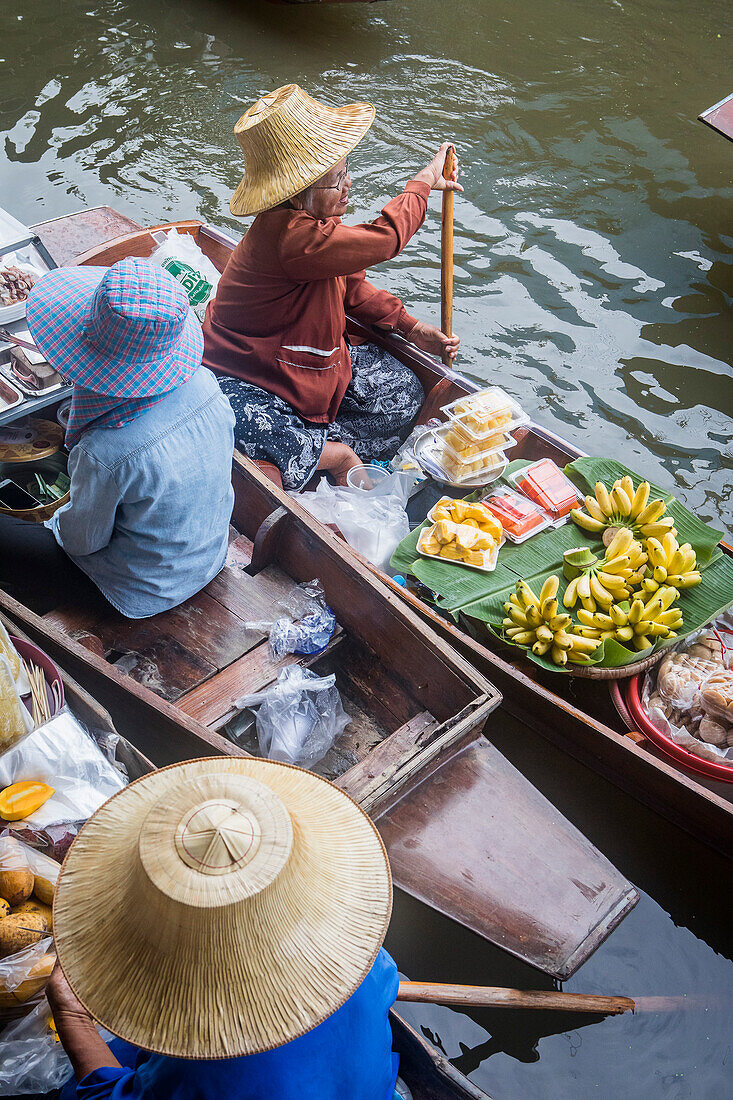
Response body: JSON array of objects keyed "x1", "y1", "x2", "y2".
[
  {"x1": 0, "y1": 259, "x2": 236, "y2": 619},
  {"x1": 203, "y1": 83, "x2": 462, "y2": 489},
  {"x1": 49, "y1": 756, "x2": 405, "y2": 1100}
]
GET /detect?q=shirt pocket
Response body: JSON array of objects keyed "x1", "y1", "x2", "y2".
[{"x1": 276, "y1": 344, "x2": 342, "y2": 373}]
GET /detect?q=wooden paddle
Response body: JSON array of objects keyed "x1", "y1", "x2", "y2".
[
  {"x1": 397, "y1": 981, "x2": 635, "y2": 1016},
  {"x1": 440, "y1": 144, "x2": 456, "y2": 366}
]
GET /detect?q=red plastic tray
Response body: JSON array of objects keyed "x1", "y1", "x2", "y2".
[
  {"x1": 12, "y1": 635, "x2": 65, "y2": 721},
  {"x1": 619, "y1": 674, "x2": 733, "y2": 783}
]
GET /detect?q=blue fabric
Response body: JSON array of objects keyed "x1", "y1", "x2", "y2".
[
  {"x1": 59, "y1": 949, "x2": 399, "y2": 1100},
  {"x1": 46, "y1": 367, "x2": 235, "y2": 619}
]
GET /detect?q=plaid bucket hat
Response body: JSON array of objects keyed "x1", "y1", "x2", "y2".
[{"x1": 26, "y1": 257, "x2": 203, "y2": 398}]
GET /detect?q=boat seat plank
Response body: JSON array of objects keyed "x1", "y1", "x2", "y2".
[
  {"x1": 178, "y1": 629, "x2": 344, "y2": 729},
  {"x1": 204, "y1": 560, "x2": 295, "y2": 626}
]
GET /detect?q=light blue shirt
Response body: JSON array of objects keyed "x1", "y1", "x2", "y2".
[{"x1": 48, "y1": 368, "x2": 235, "y2": 618}]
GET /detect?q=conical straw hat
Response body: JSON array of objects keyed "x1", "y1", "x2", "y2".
[
  {"x1": 53, "y1": 757, "x2": 392, "y2": 1059},
  {"x1": 230, "y1": 83, "x2": 375, "y2": 217}
]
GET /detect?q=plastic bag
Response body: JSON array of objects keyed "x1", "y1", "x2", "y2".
[
  {"x1": 0, "y1": 834, "x2": 59, "y2": 904},
  {"x1": 0, "y1": 999, "x2": 72, "y2": 1096},
  {"x1": 244, "y1": 579, "x2": 337, "y2": 660},
  {"x1": 235, "y1": 665, "x2": 350, "y2": 769},
  {"x1": 642, "y1": 612, "x2": 733, "y2": 764},
  {"x1": 0, "y1": 621, "x2": 31, "y2": 695},
  {"x1": 0, "y1": 935, "x2": 55, "y2": 1011},
  {"x1": 0, "y1": 654, "x2": 34, "y2": 756},
  {"x1": 0, "y1": 706, "x2": 126, "y2": 830},
  {"x1": 296, "y1": 469, "x2": 418, "y2": 570},
  {"x1": 150, "y1": 228, "x2": 221, "y2": 322}
]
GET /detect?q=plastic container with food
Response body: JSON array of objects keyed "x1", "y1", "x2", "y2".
[
  {"x1": 480, "y1": 485, "x2": 554, "y2": 543},
  {"x1": 417, "y1": 525, "x2": 500, "y2": 573},
  {"x1": 442, "y1": 386, "x2": 530, "y2": 441},
  {"x1": 431, "y1": 426, "x2": 515, "y2": 486},
  {"x1": 508, "y1": 459, "x2": 582, "y2": 522}
]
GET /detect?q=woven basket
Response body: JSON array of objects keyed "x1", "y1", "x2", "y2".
[{"x1": 0, "y1": 451, "x2": 69, "y2": 523}]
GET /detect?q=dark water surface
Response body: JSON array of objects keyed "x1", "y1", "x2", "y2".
[{"x1": 2, "y1": 2, "x2": 733, "y2": 1095}]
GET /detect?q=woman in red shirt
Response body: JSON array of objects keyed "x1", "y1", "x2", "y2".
[{"x1": 203, "y1": 84, "x2": 461, "y2": 490}]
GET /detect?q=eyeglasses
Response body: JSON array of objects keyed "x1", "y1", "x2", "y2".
[{"x1": 313, "y1": 158, "x2": 350, "y2": 190}]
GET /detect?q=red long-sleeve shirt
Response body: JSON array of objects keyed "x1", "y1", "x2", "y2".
[{"x1": 202, "y1": 179, "x2": 430, "y2": 423}]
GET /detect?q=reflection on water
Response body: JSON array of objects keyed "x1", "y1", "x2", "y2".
[
  {"x1": 1, "y1": 0, "x2": 731, "y2": 534},
  {"x1": 1, "y1": 4, "x2": 732, "y2": 1089}
]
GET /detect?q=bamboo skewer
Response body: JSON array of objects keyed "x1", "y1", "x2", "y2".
[
  {"x1": 440, "y1": 144, "x2": 456, "y2": 367},
  {"x1": 397, "y1": 981, "x2": 635, "y2": 1015},
  {"x1": 23, "y1": 658, "x2": 52, "y2": 726}
]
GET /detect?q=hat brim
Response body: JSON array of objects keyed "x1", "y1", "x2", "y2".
[
  {"x1": 53, "y1": 757, "x2": 392, "y2": 1060},
  {"x1": 229, "y1": 101, "x2": 375, "y2": 218},
  {"x1": 26, "y1": 266, "x2": 203, "y2": 398}
]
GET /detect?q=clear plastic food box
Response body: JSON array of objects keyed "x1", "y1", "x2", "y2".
[
  {"x1": 431, "y1": 425, "x2": 515, "y2": 486},
  {"x1": 507, "y1": 459, "x2": 582, "y2": 522},
  {"x1": 442, "y1": 386, "x2": 530, "y2": 443},
  {"x1": 417, "y1": 526, "x2": 501, "y2": 572},
  {"x1": 480, "y1": 486, "x2": 554, "y2": 543}
]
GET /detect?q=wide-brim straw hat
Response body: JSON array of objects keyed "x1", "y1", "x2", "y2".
[
  {"x1": 26, "y1": 258, "x2": 202, "y2": 397},
  {"x1": 230, "y1": 83, "x2": 375, "y2": 217},
  {"x1": 53, "y1": 758, "x2": 392, "y2": 1059}
]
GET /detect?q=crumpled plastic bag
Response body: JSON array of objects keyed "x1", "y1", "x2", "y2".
[
  {"x1": 0, "y1": 999, "x2": 72, "y2": 1096},
  {"x1": 642, "y1": 612, "x2": 733, "y2": 765},
  {"x1": 0, "y1": 706, "x2": 126, "y2": 829},
  {"x1": 150, "y1": 228, "x2": 221, "y2": 322},
  {"x1": 244, "y1": 579, "x2": 337, "y2": 660},
  {"x1": 235, "y1": 665, "x2": 349, "y2": 769},
  {"x1": 296, "y1": 469, "x2": 418, "y2": 570}
]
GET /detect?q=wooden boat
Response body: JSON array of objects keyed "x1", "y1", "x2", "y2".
[
  {"x1": 1, "y1": 613, "x2": 490, "y2": 1097},
  {"x1": 699, "y1": 92, "x2": 733, "y2": 143},
  {"x1": 0, "y1": 442, "x2": 639, "y2": 980},
  {"x1": 32, "y1": 207, "x2": 733, "y2": 859}
]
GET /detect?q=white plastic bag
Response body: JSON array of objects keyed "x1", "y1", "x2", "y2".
[
  {"x1": 296, "y1": 470, "x2": 417, "y2": 570},
  {"x1": 0, "y1": 999, "x2": 72, "y2": 1096},
  {"x1": 0, "y1": 707, "x2": 126, "y2": 829},
  {"x1": 150, "y1": 228, "x2": 221, "y2": 321},
  {"x1": 235, "y1": 665, "x2": 350, "y2": 769}
]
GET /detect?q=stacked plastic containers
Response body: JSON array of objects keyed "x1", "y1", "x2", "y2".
[
  {"x1": 431, "y1": 387, "x2": 530, "y2": 486},
  {"x1": 482, "y1": 459, "x2": 583, "y2": 543}
]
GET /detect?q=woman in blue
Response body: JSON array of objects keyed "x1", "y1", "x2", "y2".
[{"x1": 49, "y1": 757, "x2": 403, "y2": 1100}]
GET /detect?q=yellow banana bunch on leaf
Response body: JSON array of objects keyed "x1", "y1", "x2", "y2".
[
  {"x1": 641, "y1": 532, "x2": 701, "y2": 598},
  {"x1": 503, "y1": 576, "x2": 601, "y2": 666},
  {"x1": 574, "y1": 585, "x2": 683, "y2": 651},
  {"x1": 563, "y1": 529, "x2": 648, "y2": 612},
  {"x1": 571, "y1": 477, "x2": 676, "y2": 542}
]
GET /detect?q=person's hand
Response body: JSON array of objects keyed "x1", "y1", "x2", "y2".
[
  {"x1": 407, "y1": 320, "x2": 460, "y2": 362},
  {"x1": 46, "y1": 963, "x2": 90, "y2": 1024},
  {"x1": 414, "y1": 143, "x2": 463, "y2": 193}
]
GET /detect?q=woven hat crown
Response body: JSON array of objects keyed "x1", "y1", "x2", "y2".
[
  {"x1": 84, "y1": 258, "x2": 189, "y2": 364},
  {"x1": 230, "y1": 83, "x2": 375, "y2": 217}
]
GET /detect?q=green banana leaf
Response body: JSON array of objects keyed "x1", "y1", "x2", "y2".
[{"x1": 390, "y1": 456, "x2": 733, "y2": 672}]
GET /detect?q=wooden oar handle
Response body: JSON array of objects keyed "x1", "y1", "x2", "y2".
[
  {"x1": 397, "y1": 981, "x2": 634, "y2": 1016},
  {"x1": 440, "y1": 144, "x2": 456, "y2": 361}
]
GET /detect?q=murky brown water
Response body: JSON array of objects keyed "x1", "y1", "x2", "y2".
[{"x1": 2, "y1": 1, "x2": 733, "y2": 1095}]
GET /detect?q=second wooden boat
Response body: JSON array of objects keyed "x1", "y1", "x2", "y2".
[
  {"x1": 0, "y1": 444, "x2": 638, "y2": 981},
  {"x1": 2, "y1": 611, "x2": 491, "y2": 1099}
]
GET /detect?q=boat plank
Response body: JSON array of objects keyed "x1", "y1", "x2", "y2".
[
  {"x1": 375, "y1": 732, "x2": 638, "y2": 979},
  {"x1": 177, "y1": 630, "x2": 344, "y2": 729}
]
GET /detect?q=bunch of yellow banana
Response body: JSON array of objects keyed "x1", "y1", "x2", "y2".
[
  {"x1": 571, "y1": 476, "x2": 676, "y2": 541},
  {"x1": 641, "y1": 533, "x2": 701, "y2": 598},
  {"x1": 563, "y1": 528, "x2": 648, "y2": 611},
  {"x1": 574, "y1": 586, "x2": 683, "y2": 651},
  {"x1": 503, "y1": 576, "x2": 601, "y2": 666}
]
